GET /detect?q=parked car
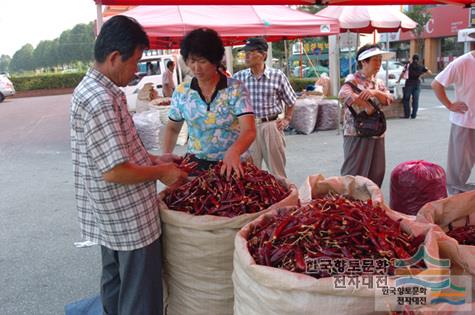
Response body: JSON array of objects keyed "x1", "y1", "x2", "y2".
[
  {"x1": 0, "y1": 74, "x2": 15, "y2": 103},
  {"x1": 122, "y1": 53, "x2": 183, "y2": 112},
  {"x1": 376, "y1": 60, "x2": 406, "y2": 92}
]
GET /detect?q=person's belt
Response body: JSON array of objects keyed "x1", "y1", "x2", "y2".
[{"x1": 258, "y1": 114, "x2": 279, "y2": 123}]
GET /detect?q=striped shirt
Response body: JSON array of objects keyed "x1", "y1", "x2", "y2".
[
  {"x1": 233, "y1": 67, "x2": 296, "y2": 118},
  {"x1": 70, "y1": 68, "x2": 161, "y2": 251}
]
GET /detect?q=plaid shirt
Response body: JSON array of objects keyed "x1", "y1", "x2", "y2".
[
  {"x1": 70, "y1": 68, "x2": 161, "y2": 251},
  {"x1": 233, "y1": 67, "x2": 296, "y2": 118}
]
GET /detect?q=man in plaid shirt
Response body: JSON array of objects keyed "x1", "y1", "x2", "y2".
[
  {"x1": 70, "y1": 16, "x2": 186, "y2": 315},
  {"x1": 233, "y1": 37, "x2": 296, "y2": 177}
]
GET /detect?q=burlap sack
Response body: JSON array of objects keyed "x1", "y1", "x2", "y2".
[
  {"x1": 159, "y1": 177, "x2": 298, "y2": 315},
  {"x1": 233, "y1": 175, "x2": 440, "y2": 315}
]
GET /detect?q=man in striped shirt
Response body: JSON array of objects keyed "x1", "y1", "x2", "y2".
[
  {"x1": 70, "y1": 16, "x2": 186, "y2": 315},
  {"x1": 233, "y1": 37, "x2": 296, "y2": 178}
]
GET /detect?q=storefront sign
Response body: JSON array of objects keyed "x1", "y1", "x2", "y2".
[{"x1": 399, "y1": 6, "x2": 469, "y2": 40}]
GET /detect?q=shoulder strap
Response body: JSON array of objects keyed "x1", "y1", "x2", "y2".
[{"x1": 343, "y1": 81, "x2": 380, "y2": 115}]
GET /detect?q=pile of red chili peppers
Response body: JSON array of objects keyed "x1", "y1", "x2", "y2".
[
  {"x1": 164, "y1": 161, "x2": 290, "y2": 217},
  {"x1": 247, "y1": 194, "x2": 425, "y2": 278},
  {"x1": 446, "y1": 218, "x2": 475, "y2": 245}
]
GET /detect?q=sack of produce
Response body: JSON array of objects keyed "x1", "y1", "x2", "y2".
[
  {"x1": 315, "y1": 99, "x2": 339, "y2": 131},
  {"x1": 233, "y1": 174, "x2": 440, "y2": 315},
  {"x1": 417, "y1": 191, "x2": 475, "y2": 276},
  {"x1": 390, "y1": 160, "x2": 447, "y2": 215},
  {"x1": 159, "y1": 162, "x2": 299, "y2": 315},
  {"x1": 132, "y1": 109, "x2": 162, "y2": 151},
  {"x1": 154, "y1": 105, "x2": 188, "y2": 147},
  {"x1": 289, "y1": 98, "x2": 319, "y2": 135}
]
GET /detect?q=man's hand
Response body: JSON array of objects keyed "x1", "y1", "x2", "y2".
[
  {"x1": 221, "y1": 148, "x2": 243, "y2": 180},
  {"x1": 448, "y1": 101, "x2": 468, "y2": 114},
  {"x1": 276, "y1": 118, "x2": 290, "y2": 131},
  {"x1": 159, "y1": 163, "x2": 187, "y2": 186}
]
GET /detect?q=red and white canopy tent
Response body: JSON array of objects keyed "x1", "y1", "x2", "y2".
[{"x1": 112, "y1": 5, "x2": 340, "y2": 49}]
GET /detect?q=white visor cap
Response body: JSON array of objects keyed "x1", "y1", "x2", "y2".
[{"x1": 358, "y1": 47, "x2": 395, "y2": 61}]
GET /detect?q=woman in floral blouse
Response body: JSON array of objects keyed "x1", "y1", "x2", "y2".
[
  {"x1": 338, "y1": 44, "x2": 394, "y2": 187},
  {"x1": 163, "y1": 28, "x2": 256, "y2": 178}
]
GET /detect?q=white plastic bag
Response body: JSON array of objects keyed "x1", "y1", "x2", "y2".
[
  {"x1": 289, "y1": 98, "x2": 319, "y2": 135},
  {"x1": 132, "y1": 110, "x2": 162, "y2": 151},
  {"x1": 315, "y1": 99, "x2": 339, "y2": 131}
]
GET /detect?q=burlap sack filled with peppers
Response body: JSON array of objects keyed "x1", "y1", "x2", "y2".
[
  {"x1": 417, "y1": 191, "x2": 475, "y2": 276},
  {"x1": 158, "y1": 177, "x2": 298, "y2": 315},
  {"x1": 233, "y1": 175, "x2": 441, "y2": 315}
]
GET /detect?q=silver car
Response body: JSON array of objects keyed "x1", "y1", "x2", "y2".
[{"x1": 0, "y1": 74, "x2": 15, "y2": 102}]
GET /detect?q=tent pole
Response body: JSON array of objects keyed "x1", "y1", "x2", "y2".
[
  {"x1": 348, "y1": 30, "x2": 352, "y2": 75},
  {"x1": 385, "y1": 34, "x2": 390, "y2": 88},
  {"x1": 225, "y1": 46, "x2": 233, "y2": 75},
  {"x1": 96, "y1": 4, "x2": 103, "y2": 35},
  {"x1": 266, "y1": 42, "x2": 273, "y2": 69},
  {"x1": 329, "y1": 35, "x2": 340, "y2": 97},
  {"x1": 299, "y1": 39, "x2": 303, "y2": 78},
  {"x1": 284, "y1": 40, "x2": 289, "y2": 76}
]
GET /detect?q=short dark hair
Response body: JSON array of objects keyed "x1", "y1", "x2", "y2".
[
  {"x1": 356, "y1": 43, "x2": 381, "y2": 69},
  {"x1": 94, "y1": 15, "x2": 149, "y2": 63},
  {"x1": 180, "y1": 28, "x2": 224, "y2": 66},
  {"x1": 167, "y1": 60, "x2": 175, "y2": 68},
  {"x1": 412, "y1": 54, "x2": 420, "y2": 62}
]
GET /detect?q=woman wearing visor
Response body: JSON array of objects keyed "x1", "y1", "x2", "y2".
[{"x1": 338, "y1": 44, "x2": 394, "y2": 187}]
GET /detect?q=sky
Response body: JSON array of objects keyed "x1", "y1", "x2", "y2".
[{"x1": 1, "y1": 0, "x2": 98, "y2": 57}]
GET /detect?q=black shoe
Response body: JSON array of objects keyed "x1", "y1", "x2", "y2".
[{"x1": 410, "y1": 116, "x2": 416, "y2": 119}]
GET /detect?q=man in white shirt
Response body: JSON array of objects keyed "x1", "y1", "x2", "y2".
[
  {"x1": 432, "y1": 31, "x2": 475, "y2": 194},
  {"x1": 162, "y1": 60, "x2": 175, "y2": 97}
]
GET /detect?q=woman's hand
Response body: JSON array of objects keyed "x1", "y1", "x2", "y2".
[{"x1": 221, "y1": 148, "x2": 243, "y2": 180}]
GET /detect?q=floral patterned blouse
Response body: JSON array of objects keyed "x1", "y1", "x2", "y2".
[{"x1": 169, "y1": 75, "x2": 254, "y2": 161}]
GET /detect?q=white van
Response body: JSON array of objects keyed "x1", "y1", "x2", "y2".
[{"x1": 123, "y1": 53, "x2": 183, "y2": 112}]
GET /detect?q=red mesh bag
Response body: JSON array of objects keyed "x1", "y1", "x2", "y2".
[{"x1": 390, "y1": 160, "x2": 448, "y2": 215}]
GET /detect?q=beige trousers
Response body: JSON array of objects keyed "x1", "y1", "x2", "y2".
[{"x1": 250, "y1": 120, "x2": 287, "y2": 178}]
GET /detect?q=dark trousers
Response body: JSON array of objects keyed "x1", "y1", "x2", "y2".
[
  {"x1": 402, "y1": 85, "x2": 421, "y2": 118},
  {"x1": 100, "y1": 238, "x2": 163, "y2": 315},
  {"x1": 341, "y1": 136, "x2": 386, "y2": 187}
]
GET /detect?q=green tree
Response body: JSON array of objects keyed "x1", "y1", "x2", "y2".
[
  {"x1": 10, "y1": 44, "x2": 34, "y2": 72},
  {"x1": 0, "y1": 55, "x2": 11, "y2": 72},
  {"x1": 405, "y1": 5, "x2": 432, "y2": 57}
]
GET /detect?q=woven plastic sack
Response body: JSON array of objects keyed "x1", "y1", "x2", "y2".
[
  {"x1": 233, "y1": 174, "x2": 441, "y2": 315},
  {"x1": 289, "y1": 98, "x2": 319, "y2": 135},
  {"x1": 315, "y1": 99, "x2": 339, "y2": 131},
  {"x1": 390, "y1": 160, "x2": 447, "y2": 215},
  {"x1": 159, "y1": 178, "x2": 299, "y2": 315}
]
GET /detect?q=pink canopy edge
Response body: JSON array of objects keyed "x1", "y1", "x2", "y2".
[
  {"x1": 116, "y1": 5, "x2": 340, "y2": 48},
  {"x1": 315, "y1": 5, "x2": 417, "y2": 33}
]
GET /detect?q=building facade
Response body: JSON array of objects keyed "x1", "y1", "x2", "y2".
[{"x1": 383, "y1": 5, "x2": 475, "y2": 72}]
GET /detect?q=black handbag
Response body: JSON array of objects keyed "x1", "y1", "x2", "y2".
[{"x1": 344, "y1": 81, "x2": 386, "y2": 137}]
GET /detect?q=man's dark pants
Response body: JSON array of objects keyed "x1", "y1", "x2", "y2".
[{"x1": 100, "y1": 238, "x2": 163, "y2": 315}]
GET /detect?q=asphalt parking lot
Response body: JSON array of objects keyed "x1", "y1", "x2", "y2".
[{"x1": 1, "y1": 88, "x2": 470, "y2": 314}]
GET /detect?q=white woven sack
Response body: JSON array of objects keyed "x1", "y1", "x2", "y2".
[
  {"x1": 289, "y1": 98, "x2": 319, "y2": 135},
  {"x1": 315, "y1": 99, "x2": 339, "y2": 131},
  {"x1": 233, "y1": 174, "x2": 440, "y2": 315},
  {"x1": 160, "y1": 177, "x2": 299, "y2": 315}
]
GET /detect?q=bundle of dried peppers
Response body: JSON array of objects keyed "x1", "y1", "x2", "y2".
[
  {"x1": 164, "y1": 161, "x2": 290, "y2": 217},
  {"x1": 446, "y1": 218, "x2": 475, "y2": 245},
  {"x1": 247, "y1": 193, "x2": 426, "y2": 278}
]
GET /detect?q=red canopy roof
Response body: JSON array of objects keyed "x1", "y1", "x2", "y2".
[
  {"x1": 114, "y1": 5, "x2": 340, "y2": 49},
  {"x1": 95, "y1": 0, "x2": 474, "y2": 6}
]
